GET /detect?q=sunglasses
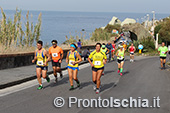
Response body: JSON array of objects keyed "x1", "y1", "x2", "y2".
[{"x1": 52, "y1": 43, "x2": 57, "y2": 45}]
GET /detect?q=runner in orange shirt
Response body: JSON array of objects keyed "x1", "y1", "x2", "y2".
[
  {"x1": 122, "y1": 41, "x2": 127, "y2": 51},
  {"x1": 49, "y1": 40, "x2": 64, "y2": 82}
]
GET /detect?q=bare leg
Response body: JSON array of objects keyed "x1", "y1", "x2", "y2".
[
  {"x1": 36, "y1": 68, "x2": 42, "y2": 85},
  {"x1": 96, "y1": 69, "x2": 103, "y2": 89},
  {"x1": 68, "y1": 68, "x2": 73, "y2": 86}
]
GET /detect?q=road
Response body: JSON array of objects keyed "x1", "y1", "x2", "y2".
[{"x1": 0, "y1": 56, "x2": 170, "y2": 113}]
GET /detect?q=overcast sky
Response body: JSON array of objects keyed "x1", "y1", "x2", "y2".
[{"x1": 0, "y1": 0, "x2": 170, "y2": 14}]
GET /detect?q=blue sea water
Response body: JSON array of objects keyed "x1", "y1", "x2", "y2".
[{"x1": 1, "y1": 10, "x2": 170, "y2": 45}]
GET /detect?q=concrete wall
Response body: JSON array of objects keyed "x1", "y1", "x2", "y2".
[{"x1": 0, "y1": 45, "x2": 95, "y2": 70}]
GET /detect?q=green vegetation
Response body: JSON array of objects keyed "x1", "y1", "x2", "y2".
[
  {"x1": 90, "y1": 24, "x2": 120, "y2": 42},
  {"x1": 127, "y1": 36, "x2": 157, "y2": 56},
  {"x1": 90, "y1": 28, "x2": 112, "y2": 42},
  {"x1": 104, "y1": 24, "x2": 121, "y2": 33},
  {"x1": 0, "y1": 7, "x2": 42, "y2": 53},
  {"x1": 63, "y1": 24, "x2": 121, "y2": 46},
  {"x1": 63, "y1": 32, "x2": 88, "y2": 45},
  {"x1": 154, "y1": 18, "x2": 170, "y2": 44}
]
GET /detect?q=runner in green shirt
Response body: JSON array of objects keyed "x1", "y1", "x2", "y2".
[{"x1": 158, "y1": 42, "x2": 168, "y2": 70}]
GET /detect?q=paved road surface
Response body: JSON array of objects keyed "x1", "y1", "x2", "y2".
[{"x1": 0, "y1": 56, "x2": 170, "y2": 113}]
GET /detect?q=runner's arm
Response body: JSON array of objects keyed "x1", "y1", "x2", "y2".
[
  {"x1": 103, "y1": 59, "x2": 107, "y2": 64},
  {"x1": 66, "y1": 51, "x2": 69, "y2": 63},
  {"x1": 32, "y1": 50, "x2": 37, "y2": 63},
  {"x1": 115, "y1": 50, "x2": 119, "y2": 57},
  {"x1": 165, "y1": 48, "x2": 169, "y2": 54},
  {"x1": 44, "y1": 50, "x2": 51, "y2": 63},
  {"x1": 88, "y1": 54, "x2": 94, "y2": 67},
  {"x1": 106, "y1": 48, "x2": 110, "y2": 54},
  {"x1": 158, "y1": 50, "x2": 160, "y2": 54},
  {"x1": 128, "y1": 47, "x2": 130, "y2": 52},
  {"x1": 75, "y1": 52, "x2": 82, "y2": 64},
  {"x1": 103, "y1": 54, "x2": 107, "y2": 64},
  {"x1": 60, "y1": 49, "x2": 64, "y2": 61}
]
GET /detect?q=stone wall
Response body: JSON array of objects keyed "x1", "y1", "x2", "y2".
[{"x1": 0, "y1": 45, "x2": 95, "y2": 70}]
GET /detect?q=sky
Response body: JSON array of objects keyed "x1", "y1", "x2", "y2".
[{"x1": 0, "y1": 0, "x2": 170, "y2": 14}]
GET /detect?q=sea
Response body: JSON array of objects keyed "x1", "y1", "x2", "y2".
[{"x1": 1, "y1": 10, "x2": 170, "y2": 45}]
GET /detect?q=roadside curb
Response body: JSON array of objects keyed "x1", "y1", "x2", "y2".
[{"x1": 0, "y1": 61, "x2": 89, "y2": 89}]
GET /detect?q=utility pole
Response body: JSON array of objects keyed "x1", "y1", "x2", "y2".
[
  {"x1": 152, "y1": 11, "x2": 155, "y2": 26},
  {"x1": 146, "y1": 14, "x2": 150, "y2": 28},
  {"x1": 155, "y1": 33, "x2": 159, "y2": 49}
]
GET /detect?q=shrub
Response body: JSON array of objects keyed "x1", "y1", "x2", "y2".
[
  {"x1": 104, "y1": 24, "x2": 121, "y2": 33},
  {"x1": 90, "y1": 28, "x2": 111, "y2": 42},
  {"x1": 0, "y1": 7, "x2": 42, "y2": 48},
  {"x1": 139, "y1": 37, "x2": 155, "y2": 52},
  {"x1": 127, "y1": 37, "x2": 155, "y2": 53}
]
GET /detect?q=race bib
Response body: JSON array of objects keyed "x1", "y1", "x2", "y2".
[
  {"x1": 94, "y1": 61, "x2": 101, "y2": 66},
  {"x1": 162, "y1": 51, "x2": 165, "y2": 54},
  {"x1": 52, "y1": 53, "x2": 58, "y2": 57},
  {"x1": 69, "y1": 60, "x2": 74, "y2": 66},
  {"x1": 119, "y1": 57, "x2": 123, "y2": 60},
  {"x1": 37, "y1": 61, "x2": 43, "y2": 66}
]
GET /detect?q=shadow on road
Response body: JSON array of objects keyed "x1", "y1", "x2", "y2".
[
  {"x1": 79, "y1": 81, "x2": 93, "y2": 90},
  {"x1": 123, "y1": 71, "x2": 129, "y2": 76},
  {"x1": 43, "y1": 76, "x2": 69, "y2": 89},
  {"x1": 100, "y1": 82, "x2": 116, "y2": 93},
  {"x1": 104, "y1": 70, "x2": 115, "y2": 75}
]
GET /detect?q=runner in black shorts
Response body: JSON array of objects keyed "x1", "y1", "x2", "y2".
[
  {"x1": 116, "y1": 45, "x2": 125, "y2": 76},
  {"x1": 52, "y1": 60, "x2": 61, "y2": 67},
  {"x1": 158, "y1": 42, "x2": 168, "y2": 70},
  {"x1": 88, "y1": 43, "x2": 107, "y2": 94},
  {"x1": 49, "y1": 40, "x2": 64, "y2": 82}
]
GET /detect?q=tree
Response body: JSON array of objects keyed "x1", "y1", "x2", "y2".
[{"x1": 158, "y1": 18, "x2": 170, "y2": 43}]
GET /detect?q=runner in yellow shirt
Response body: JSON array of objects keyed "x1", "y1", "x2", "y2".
[
  {"x1": 88, "y1": 43, "x2": 107, "y2": 94},
  {"x1": 66, "y1": 43, "x2": 82, "y2": 90},
  {"x1": 32, "y1": 40, "x2": 51, "y2": 90}
]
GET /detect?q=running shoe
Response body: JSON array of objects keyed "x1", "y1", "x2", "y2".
[
  {"x1": 60, "y1": 73, "x2": 63, "y2": 79},
  {"x1": 77, "y1": 81, "x2": 80, "y2": 87},
  {"x1": 37, "y1": 85, "x2": 43, "y2": 90},
  {"x1": 46, "y1": 75, "x2": 50, "y2": 83},
  {"x1": 120, "y1": 73, "x2": 123, "y2": 76},
  {"x1": 117, "y1": 70, "x2": 120, "y2": 74},
  {"x1": 69, "y1": 86, "x2": 74, "y2": 91},
  {"x1": 93, "y1": 86, "x2": 96, "y2": 91},
  {"x1": 96, "y1": 89, "x2": 100, "y2": 94},
  {"x1": 55, "y1": 77, "x2": 58, "y2": 83},
  {"x1": 130, "y1": 59, "x2": 132, "y2": 62}
]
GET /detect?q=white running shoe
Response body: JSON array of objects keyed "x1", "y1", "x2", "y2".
[
  {"x1": 96, "y1": 89, "x2": 100, "y2": 94},
  {"x1": 130, "y1": 59, "x2": 132, "y2": 62},
  {"x1": 93, "y1": 86, "x2": 96, "y2": 91}
]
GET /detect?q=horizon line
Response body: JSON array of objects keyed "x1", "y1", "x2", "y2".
[{"x1": 2, "y1": 9, "x2": 170, "y2": 15}]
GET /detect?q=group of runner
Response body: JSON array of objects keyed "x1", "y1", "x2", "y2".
[{"x1": 32, "y1": 40, "x2": 169, "y2": 94}]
